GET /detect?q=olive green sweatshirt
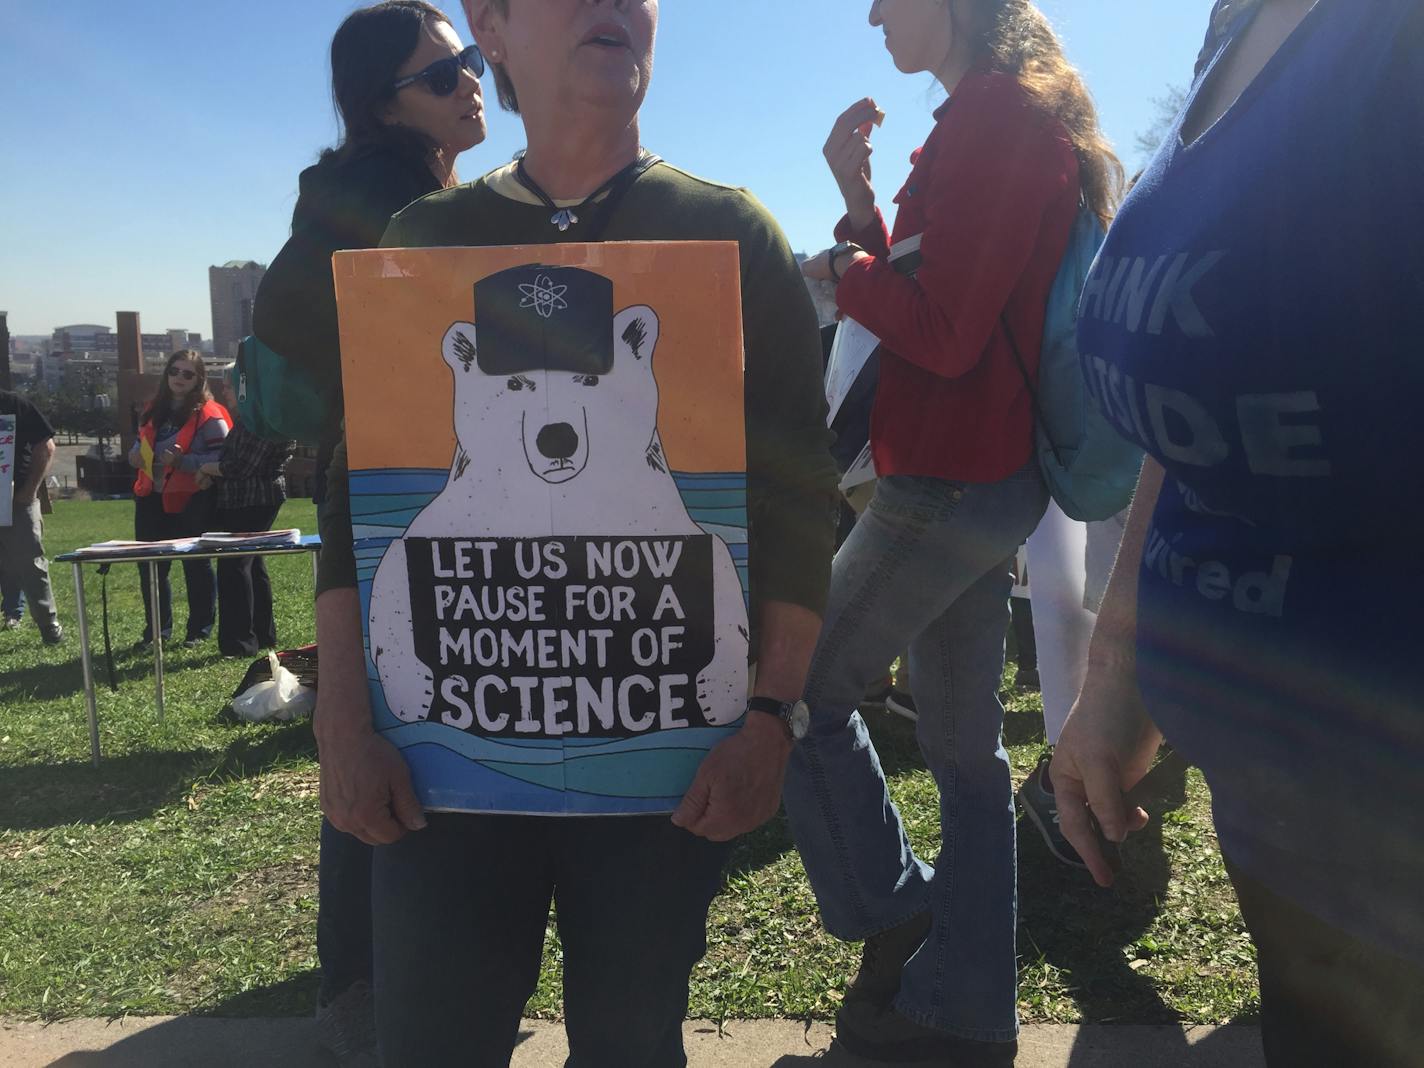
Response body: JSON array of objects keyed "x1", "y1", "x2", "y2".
[{"x1": 317, "y1": 160, "x2": 838, "y2": 643}]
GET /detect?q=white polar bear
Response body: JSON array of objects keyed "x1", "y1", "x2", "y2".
[{"x1": 368, "y1": 304, "x2": 749, "y2": 730}]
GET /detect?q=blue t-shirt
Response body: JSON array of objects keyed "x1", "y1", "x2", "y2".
[{"x1": 1078, "y1": 0, "x2": 1424, "y2": 960}]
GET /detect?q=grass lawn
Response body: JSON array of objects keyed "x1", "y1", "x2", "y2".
[{"x1": 0, "y1": 499, "x2": 1257, "y2": 1023}]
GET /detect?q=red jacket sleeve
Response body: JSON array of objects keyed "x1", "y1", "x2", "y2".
[
  {"x1": 835, "y1": 79, "x2": 1075, "y2": 380},
  {"x1": 833, "y1": 207, "x2": 891, "y2": 258}
]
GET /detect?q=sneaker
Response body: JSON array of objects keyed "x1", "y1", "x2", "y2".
[
  {"x1": 42, "y1": 626, "x2": 64, "y2": 646},
  {"x1": 845, "y1": 911, "x2": 931, "y2": 1010},
  {"x1": 1015, "y1": 666, "x2": 1040, "y2": 691},
  {"x1": 315, "y1": 980, "x2": 380, "y2": 1068},
  {"x1": 2, "y1": 617, "x2": 20, "y2": 631},
  {"x1": 132, "y1": 636, "x2": 164, "y2": 651},
  {"x1": 885, "y1": 690, "x2": 918, "y2": 722},
  {"x1": 836, "y1": 997, "x2": 1018, "y2": 1066},
  {"x1": 1016, "y1": 756, "x2": 1086, "y2": 869}
]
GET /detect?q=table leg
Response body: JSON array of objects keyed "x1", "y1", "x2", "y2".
[
  {"x1": 71, "y1": 563, "x2": 101, "y2": 767},
  {"x1": 311, "y1": 548, "x2": 321, "y2": 588},
  {"x1": 149, "y1": 560, "x2": 165, "y2": 724}
]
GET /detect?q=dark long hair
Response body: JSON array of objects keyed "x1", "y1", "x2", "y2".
[
  {"x1": 321, "y1": 0, "x2": 455, "y2": 182},
  {"x1": 142, "y1": 350, "x2": 212, "y2": 426}
]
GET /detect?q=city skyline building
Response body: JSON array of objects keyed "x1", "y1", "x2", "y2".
[{"x1": 208, "y1": 260, "x2": 266, "y2": 359}]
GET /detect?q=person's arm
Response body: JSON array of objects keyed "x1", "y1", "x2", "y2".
[
  {"x1": 312, "y1": 437, "x2": 426, "y2": 845},
  {"x1": 672, "y1": 196, "x2": 840, "y2": 842},
  {"x1": 177, "y1": 415, "x2": 230, "y2": 472},
  {"x1": 835, "y1": 80, "x2": 1072, "y2": 380},
  {"x1": 1050, "y1": 458, "x2": 1166, "y2": 886},
  {"x1": 15, "y1": 438, "x2": 55, "y2": 505}
]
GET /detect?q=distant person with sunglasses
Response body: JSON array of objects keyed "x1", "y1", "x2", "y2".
[
  {"x1": 252, "y1": 0, "x2": 488, "y2": 504},
  {"x1": 248, "y1": 5, "x2": 488, "y2": 1066},
  {"x1": 127, "y1": 350, "x2": 230, "y2": 649}
]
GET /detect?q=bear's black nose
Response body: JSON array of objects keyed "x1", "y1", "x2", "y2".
[{"x1": 536, "y1": 423, "x2": 580, "y2": 460}]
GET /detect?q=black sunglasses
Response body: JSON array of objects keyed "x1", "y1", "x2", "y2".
[
  {"x1": 167, "y1": 367, "x2": 197, "y2": 381},
  {"x1": 391, "y1": 44, "x2": 485, "y2": 97}
]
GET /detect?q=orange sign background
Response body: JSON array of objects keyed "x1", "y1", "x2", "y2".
[{"x1": 333, "y1": 242, "x2": 746, "y2": 474}]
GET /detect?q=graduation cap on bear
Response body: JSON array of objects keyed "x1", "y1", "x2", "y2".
[{"x1": 472, "y1": 264, "x2": 614, "y2": 376}]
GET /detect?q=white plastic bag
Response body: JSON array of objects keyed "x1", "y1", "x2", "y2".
[{"x1": 230, "y1": 652, "x2": 316, "y2": 723}]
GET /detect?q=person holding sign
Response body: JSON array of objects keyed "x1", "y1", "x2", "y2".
[
  {"x1": 0, "y1": 389, "x2": 63, "y2": 645},
  {"x1": 790, "y1": 1, "x2": 1122, "y2": 1062},
  {"x1": 127, "y1": 350, "x2": 230, "y2": 649},
  {"x1": 312, "y1": 1, "x2": 838, "y2": 1064}
]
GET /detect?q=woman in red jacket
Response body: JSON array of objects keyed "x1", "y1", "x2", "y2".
[
  {"x1": 783, "y1": 1, "x2": 1121, "y2": 1062},
  {"x1": 128, "y1": 350, "x2": 231, "y2": 648}
]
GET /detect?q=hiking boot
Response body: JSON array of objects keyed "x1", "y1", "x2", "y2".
[
  {"x1": 315, "y1": 980, "x2": 380, "y2": 1067},
  {"x1": 1015, "y1": 666, "x2": 1040, "y2": 691},
  {"x1": 42, "y1": 625, "x2": 64, "y2": 646},
  {"x1": 1017, "y1": 756, "x2": 1085, "y2": 869},
  {"x1": 836, "y1": 997, "x2": 1017, "y2": 1065},
  {"x1": 886, "y1": 690, "x2": 918, "y2": 722},
  {"x1": 846, "y1": 911, "x2": 932, "y2": 1010}
]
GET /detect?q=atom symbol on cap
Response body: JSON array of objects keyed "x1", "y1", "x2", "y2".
[{"x1": 518, "y1": 274, "x2": 569, "y2": 319}]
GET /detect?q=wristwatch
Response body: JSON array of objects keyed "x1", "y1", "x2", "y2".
[
  {"x1": 747, "y1": 696, "x2": 811, "y2": 741},
  {"x1": 828, "y1": 240, "x2": 865, "y2": 283}
]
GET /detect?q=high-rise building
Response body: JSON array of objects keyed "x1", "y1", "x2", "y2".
[{"x1": 208, "y1": 260, "x2": 266, "y2": 359}]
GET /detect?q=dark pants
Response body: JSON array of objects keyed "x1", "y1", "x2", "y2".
[
  {"x1": 372, "y1": 813, "x2": 730, "y2": 1068},
  {"x1": 317, "y1": 817, "x2": 374, "y2": 1005},
  {"x1": 134, "y1": 491, "x2": 217, "y2": 641},
  {"x1": 215, "y1": 501, "x2": 281, "y2": 656},
  {"x1": 1009, "y1": 596, "x2": 1037, "y2": 671},
  {"x1": 1226, "y1": 858, "x2": 1424, "y2": 1066}
]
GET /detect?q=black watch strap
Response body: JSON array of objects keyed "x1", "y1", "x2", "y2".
[
  {"x1": 747, "y1": 696, "x2": 789, "y2": 719},
  {"x1": 828, "y1": 240, "x2": 862, "y2": 284}
]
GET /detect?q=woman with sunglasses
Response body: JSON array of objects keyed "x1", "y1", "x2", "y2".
[
  {"x1": 127, "y1": 350, "x2": 230, "y2": 649},
  {"x1": 252, "y1": 0, "x2": 487, "y2": 502},
  {"x1": 312, "y1": 1, "x2": 838, "y2": 1064},
  {"x1": 249, "y1": 6, "x2": 487, "y2": 1065}
]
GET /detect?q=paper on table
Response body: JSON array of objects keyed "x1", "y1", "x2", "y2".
[
  {"x1": 195, "y1": 529, "x2": 302, "y2": 549},
  {"x1": 68, "y1": 538, "x2": 201, "y2": 557}
]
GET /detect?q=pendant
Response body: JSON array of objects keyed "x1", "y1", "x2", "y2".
[{"x1": 552, "y1": 208, "x2": 579, "y2": 232}]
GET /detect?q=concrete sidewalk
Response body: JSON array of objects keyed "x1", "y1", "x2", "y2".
[{"x1": 1, "y1": 1017, "x2": 1263, "y2": 1067}]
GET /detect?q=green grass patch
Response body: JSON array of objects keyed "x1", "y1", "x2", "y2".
[{"x1": 0, "y1": 499, "x2": 1257, "y2": 1023}]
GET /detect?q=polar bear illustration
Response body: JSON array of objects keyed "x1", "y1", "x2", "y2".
[{"x1": 368, "y1": 301, "x2": 749, "y2": 729}]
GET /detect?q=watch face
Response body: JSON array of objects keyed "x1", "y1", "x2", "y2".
[{"x1": 788, "y1": 700, "x2": 811, "y2": 740}]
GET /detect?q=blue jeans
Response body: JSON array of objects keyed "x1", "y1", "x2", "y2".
[
  {"x1": 783, "y1": 467, "x2": 1048, "y2": 1042},
  {"x1": 2, "y1": 582, "x2": 23, "y2": 620},
  {"x1": 371, "y1": 813, "x2": 730, "y2": 1067}
]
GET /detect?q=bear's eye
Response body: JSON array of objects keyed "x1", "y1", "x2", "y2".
[
  {"x1": 507, "y1": 376, "x2": 536, "y2": 392},
  {"x1": 507, "y1": 377, "x2": 524, "y2": 391},
  {"x1": 580, "y1": 375, "x2": 601, "y2": 388}
]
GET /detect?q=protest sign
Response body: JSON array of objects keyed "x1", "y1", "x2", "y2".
[{"x1": 334, "y1": 244, "x2": 749, "y2": 815}]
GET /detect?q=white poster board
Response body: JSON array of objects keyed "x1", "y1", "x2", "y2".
[{"x1": 0, "y1": 414, "x2": 16, "y2": 528}]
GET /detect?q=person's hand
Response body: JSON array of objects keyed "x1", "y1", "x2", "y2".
[
  {"x1": 1050, "y1": 666, "x2": 1161, "y2": 887},
  {"x1": 199, "y1": 462, "x2": 222, "y2": 478},
  {"x1": 128, "y1": 451, "x2": 144, "y2": 470},
  {"x1": 672, "y1": 710, "x2": 792, "y2": 841},
  {"x1": 802, "y1": 247, "x2": 872, "y2": 285},
  {"x1": 159, "y1": 447, "x2": 181, "y2": 469},
  {"x1": 194, "y1": 472, "x2": 213, "y2": 490},
  {"x1": 318, "y1": 722, "x2": 427, "y2": 846},
  {"x1": 824, "y1": 98, "x2": 882, "y2": 230}
]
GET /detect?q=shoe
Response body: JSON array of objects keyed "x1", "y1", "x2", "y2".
[
  {"x1": 42, "y1": 626, "x2": 64, "y2": 646},
  {"x1": 182, "y1": 635, "x2": 206, "y2": 649},
  {"x1": 1015, "y1": 665, "x2": 1040, "y2": 691},
  {"x1": 1017, "y1": 756, "x2": 1086, "y2": 869},
  {"x1": 836, "y1": 997, "x2": 1018, "y2": 1065},
  {"x1": 315, "y1": 980, "x2": 380, "y2": 1068},
  {"x1": 2, "y1": 617, "x2": 20, "y2": 631},
  {"x1": 862, "y1": 675, "x2": 894, "y2": 710},
  {"x1": 132, "y1": 635, "x2": 167, "y2": 651},
  {"x1": 885, "y1": 690, "x2": 918, "y2": 722},
  {"x1": 846, "y1": 912, "x2": 931, "y2": 1010}
]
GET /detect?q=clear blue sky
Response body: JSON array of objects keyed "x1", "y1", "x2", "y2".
[{"x1": 0, "y1": 2, "x2": 1206, "y2": 337}]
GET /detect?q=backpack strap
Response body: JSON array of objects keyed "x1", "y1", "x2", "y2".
[
  {"x1": 582, "y1": 152, "x2": 662, "y2": 241},
  {"x1": 999, "y1": 313, "x2": 1064, "y2": 466}
]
